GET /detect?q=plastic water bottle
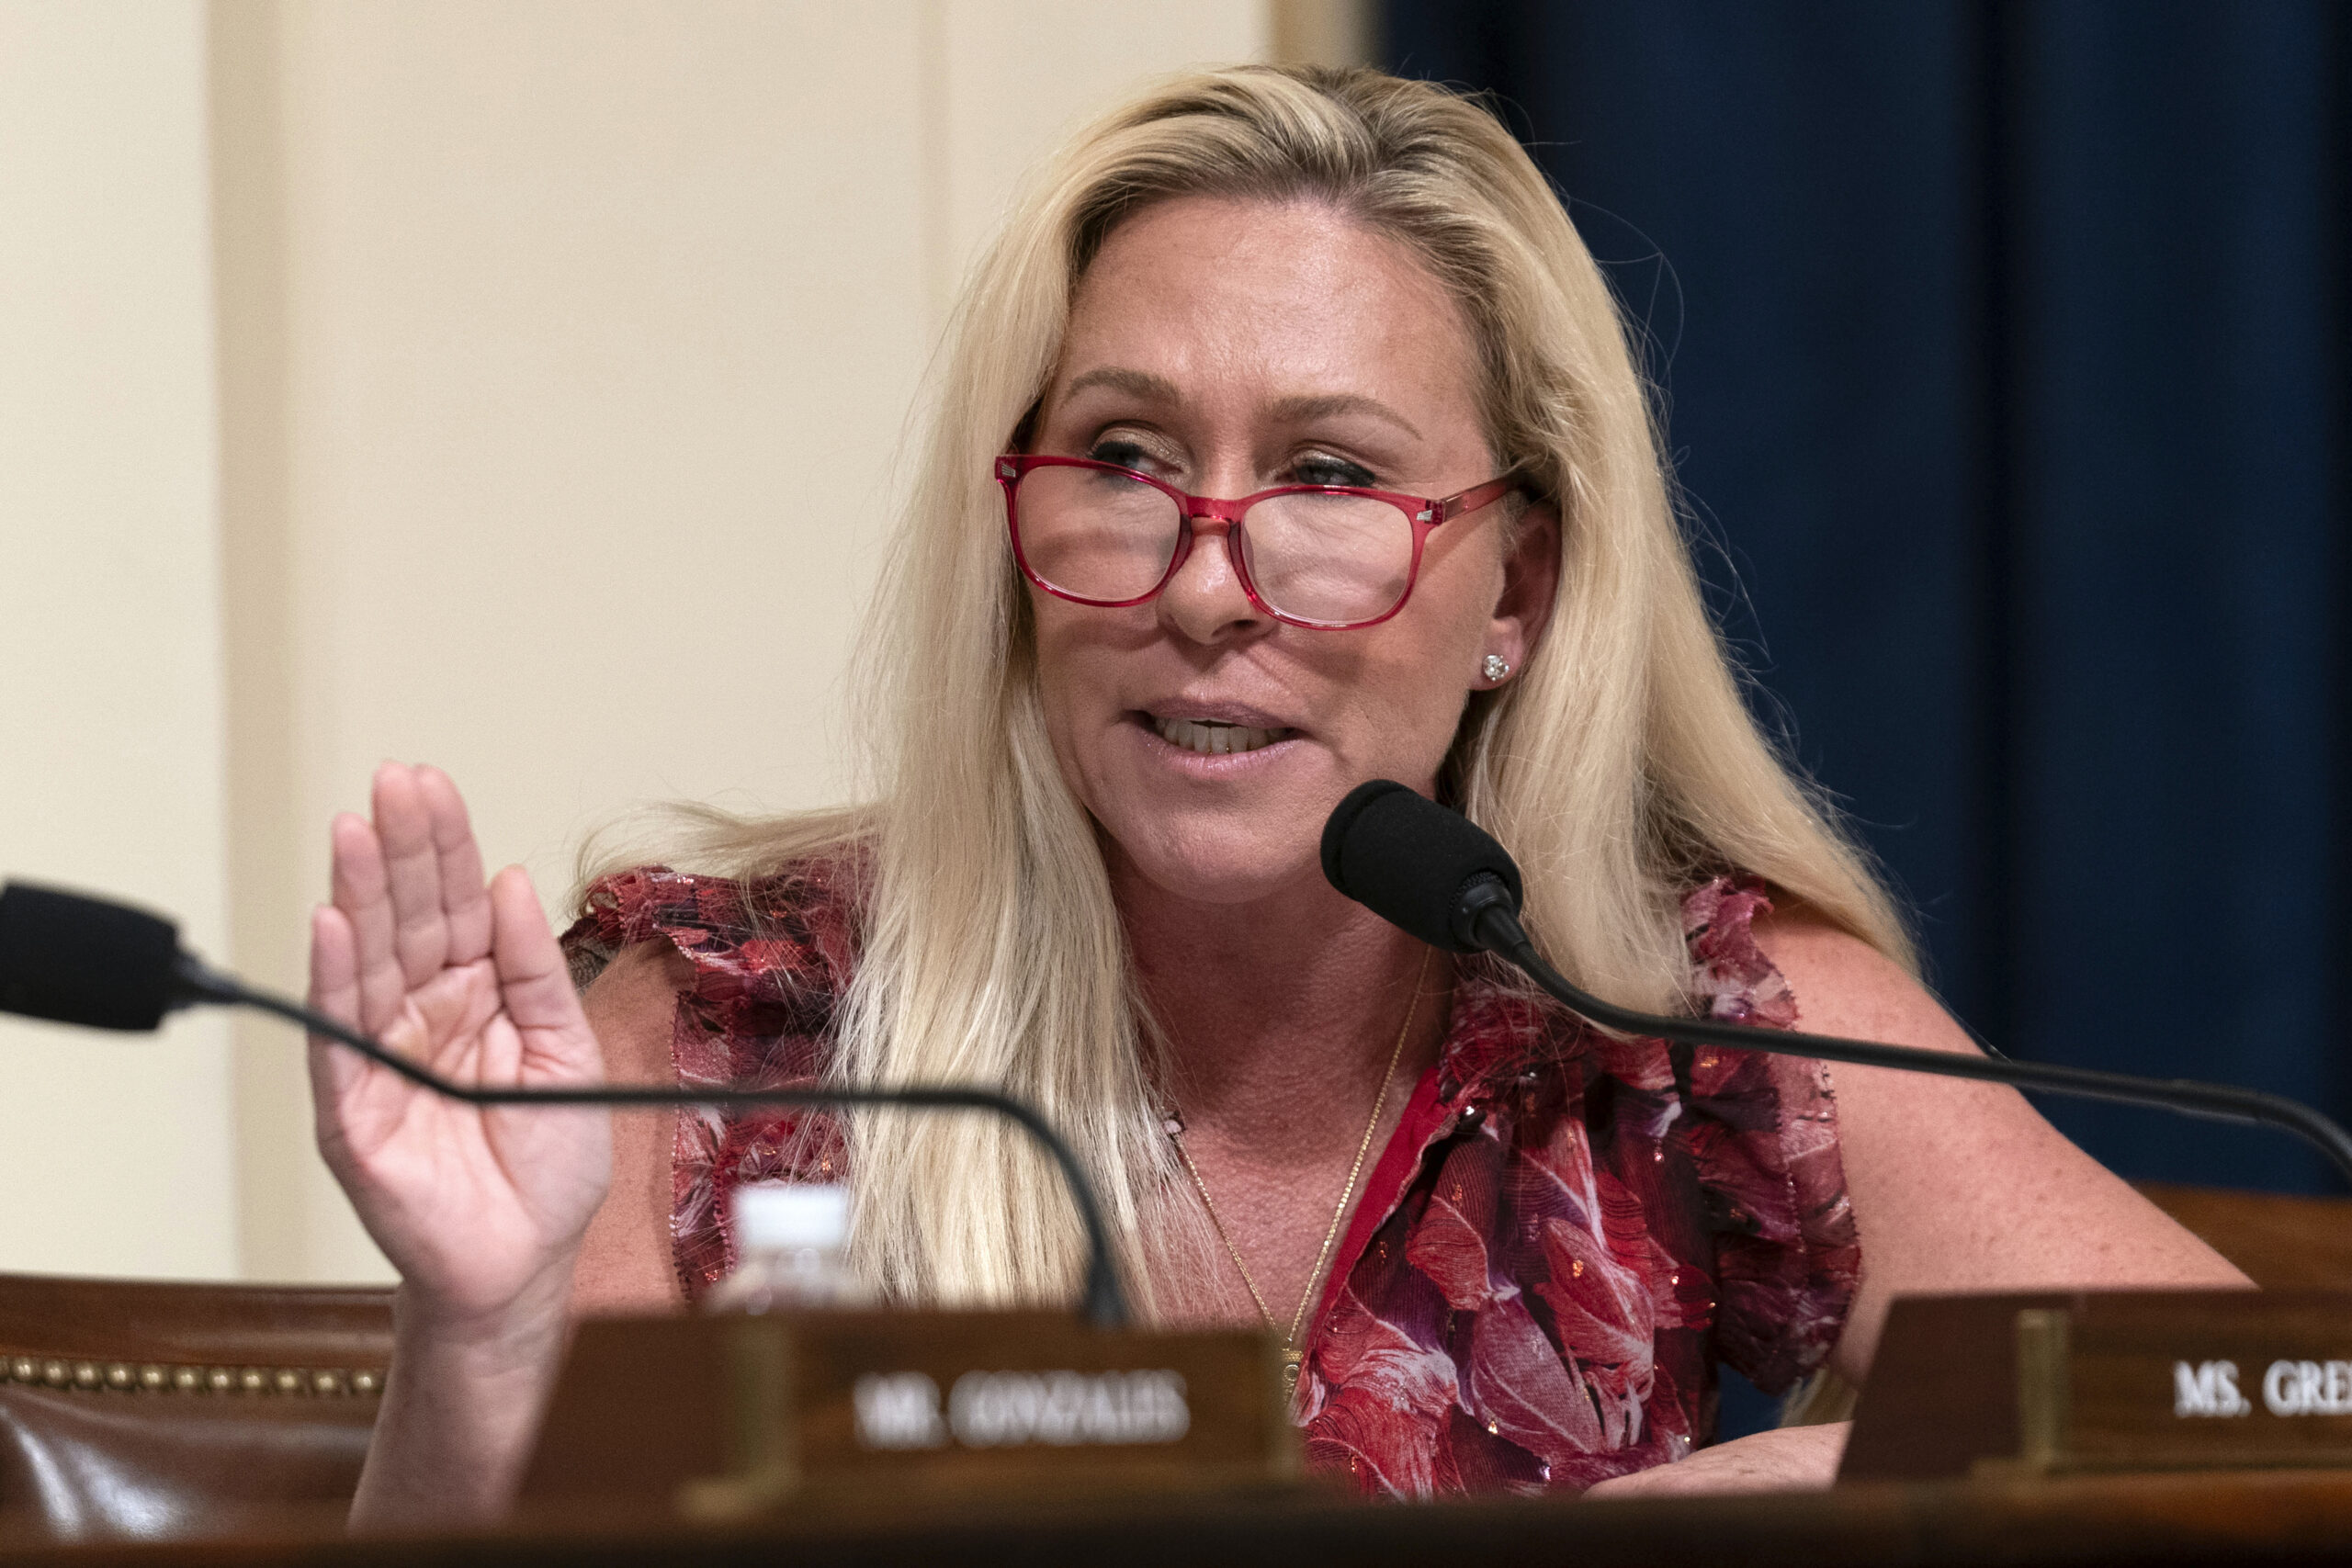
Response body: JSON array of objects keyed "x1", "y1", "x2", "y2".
[{"x1": 703, "y1": 1181, "x2": 866, "y2": 1313}]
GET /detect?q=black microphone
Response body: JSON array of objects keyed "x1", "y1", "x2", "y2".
[
  {"x1": 1321, "y1": 780, "x2": 2352, "y2": 1185},
  {"x1": 0, "y1": 883, "x2": 186, "y2": 1031},
  {"x1": 0, "y1": 881, "x2": 1128, "y2": 1327}
]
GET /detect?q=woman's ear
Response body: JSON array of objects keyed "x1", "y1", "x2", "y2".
[{"x1": 1484, "y1": 500, "x2": 1562, "y2": 682}]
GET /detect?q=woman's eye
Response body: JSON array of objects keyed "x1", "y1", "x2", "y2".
[
  {"x1": 1292, "y1": 455, "x2": 1378, "y2": 489},
  {"x1": 1087, "y1": 438, "x2": 1157, "y2": 472}
]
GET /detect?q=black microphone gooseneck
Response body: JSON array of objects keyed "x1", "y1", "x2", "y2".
[
  {"x1": 0, "y1": 882, "x2": 1128, "y2": 1328},
  {"x1": 1321, "y1": 780, "x2": 2352, "y2": 1186}
]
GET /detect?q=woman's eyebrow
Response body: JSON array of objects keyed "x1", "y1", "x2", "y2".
[
  {"x1": 1059, "y1": 366, "x2": 1180, "y2": 403},
  {"x1": 1267, "y1": 392, "x2": 1422, "y2": 442},
  {"x1": 1057, "y1": 370, "x2": 1424, "y2": 444}
]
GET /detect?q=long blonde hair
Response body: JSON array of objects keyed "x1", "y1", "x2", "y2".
[{"x1": 608, "y1": 65, "x2": 1910, "y2": 1311}]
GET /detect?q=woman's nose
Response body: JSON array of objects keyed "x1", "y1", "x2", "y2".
[{"x1": 1156, "y1": 514, "x2": 1272, "y2": 646}]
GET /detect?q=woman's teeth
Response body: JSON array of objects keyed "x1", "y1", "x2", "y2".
[{"x1": 1151, "y1": 716, "x2": 1291, "y2": 756}]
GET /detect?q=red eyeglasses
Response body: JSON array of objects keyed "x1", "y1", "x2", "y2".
[{"x1": 995, "y1": 456, "x2": 1519, "y2": 631}]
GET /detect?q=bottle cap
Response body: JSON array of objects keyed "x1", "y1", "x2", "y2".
[{"x1": 732, "y1": 1181, "x2": 851, "y2": 1252}]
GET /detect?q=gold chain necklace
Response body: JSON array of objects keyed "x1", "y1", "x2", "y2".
[{"x1": 1170, "y1": 949, "x2": 1431, "y2": 1393}]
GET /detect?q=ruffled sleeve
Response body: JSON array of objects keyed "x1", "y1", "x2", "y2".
[
  {"x1": 1677, "y1": 877, "x2": 1860, "y2": 1395},
  {"x1": 560, "y1": 860, "x2": 862, "y2": 1296}
]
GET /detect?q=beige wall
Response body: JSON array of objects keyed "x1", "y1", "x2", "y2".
[
  {"x1": 5, "y1": 1, "x2": 1386, "y2": 1283},
  {"x1": 217, "y1": 0, "x2": 953, "y2": 1282},
  {"x1": 0, "y1": 1, "x2": 240, "y2": 1279}
]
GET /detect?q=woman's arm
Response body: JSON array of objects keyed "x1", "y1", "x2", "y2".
[
  {"x1": 309, "y1": 763, "x2": 623, "y2": 1530},
  {"x1": 346, "y1": 934, "x2": 687, "y2": 1529},
  {"x1": 1586, "y1": 908, "x2": 2246, "y2": 1499},
  {"x1": 1775, "y1": 908, "x2": 2248, "y2": 1383}
]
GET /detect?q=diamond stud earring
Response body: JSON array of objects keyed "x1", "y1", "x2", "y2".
[{"x1": 1482, "y1": 654, "x2": 1511, "y2": 682}]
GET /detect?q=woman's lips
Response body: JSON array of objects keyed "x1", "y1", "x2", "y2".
[
  {"x1": 1150, "y1": 714, "x2": 1294, "y2": 756},
  {"x1": 1134, "y1": 710, "x2": 1301, "y2": 759}
]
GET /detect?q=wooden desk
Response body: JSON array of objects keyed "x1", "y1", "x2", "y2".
[{"x1": 3, "y1": 1470, "x2": 2350, "y2": 1567}]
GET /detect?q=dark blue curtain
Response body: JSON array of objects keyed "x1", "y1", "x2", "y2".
[{"x1": 1383, "y1": 4, "x2": 2352, "y2": 1198}]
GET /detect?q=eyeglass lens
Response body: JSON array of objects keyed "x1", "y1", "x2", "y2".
[{"x1": 1014, "y1": 466, "x2": 1415, "y2": 625}]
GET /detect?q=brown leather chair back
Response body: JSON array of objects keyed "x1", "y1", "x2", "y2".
[{"x1": 0, "y1": 1273, "x2": 390, "y2": 1540}]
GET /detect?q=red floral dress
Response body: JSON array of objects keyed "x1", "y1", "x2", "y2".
[{"x1": 562, "y1": 865, "x2": 1859, "y2": 1498}]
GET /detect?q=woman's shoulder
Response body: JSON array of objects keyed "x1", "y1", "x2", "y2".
[
  {"x1": 1685, "y1": 872, "x2": 1943, "y2": 1043},
  {"x1": 561, "y1": 856, "x2": 865, "y2": 1019},
  {"x1": 563, "y1": 858, "x2": 864, "y2": 1302},
  {"x1": 1736, "y1": 888, "x2": 1952, "y2": 1056}
]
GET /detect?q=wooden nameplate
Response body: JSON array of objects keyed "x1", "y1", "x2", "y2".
[
  {"x1": 517, "y1": 1310, "x2": 1298, "y2": 1517},
  {"x1": 1840, "y1": 1290, "x2": 2352, "y2": 1482}
]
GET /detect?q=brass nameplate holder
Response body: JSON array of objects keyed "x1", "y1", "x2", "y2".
[
  {"x1": 517, "y1": 1310, "x2": 1297, "y2": 1517},
  {"x1": 2003, "y1": 1292, "x2": 2352, "y2": 1475}
]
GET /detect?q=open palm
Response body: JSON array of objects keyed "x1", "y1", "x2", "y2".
[{"x1": 307, "y1": 763, "x2": 612, "y2": 1327}]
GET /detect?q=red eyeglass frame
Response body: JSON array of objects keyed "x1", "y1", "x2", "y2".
[{"x1": 994, "y1": 455, "x2": 1521, "y2": 631}]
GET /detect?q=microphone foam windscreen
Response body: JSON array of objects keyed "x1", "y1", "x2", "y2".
[
  {"x1": 1319, "y1": 781, "x2": 1524, "y2": 953},
  {"x1": 0, "y1": 883, "x2": 183, "y2": 1032}
]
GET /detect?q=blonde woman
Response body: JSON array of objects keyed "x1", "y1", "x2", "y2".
[{"x1": 308, "y1": 66, "x2": 2243, "y2": 1526}]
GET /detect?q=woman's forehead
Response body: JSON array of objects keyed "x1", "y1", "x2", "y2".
[{"x1": 1050, "y1": 196, "x2": 1483, "y2": 434}]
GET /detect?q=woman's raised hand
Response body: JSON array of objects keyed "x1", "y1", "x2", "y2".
[{"x1": 307, "y1": 762, "x2": 613, "y2": 1337}]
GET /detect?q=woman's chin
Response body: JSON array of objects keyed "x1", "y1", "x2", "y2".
[{"x1": 1102, "y1": 821, "x2": 1322, "y2": 909}]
